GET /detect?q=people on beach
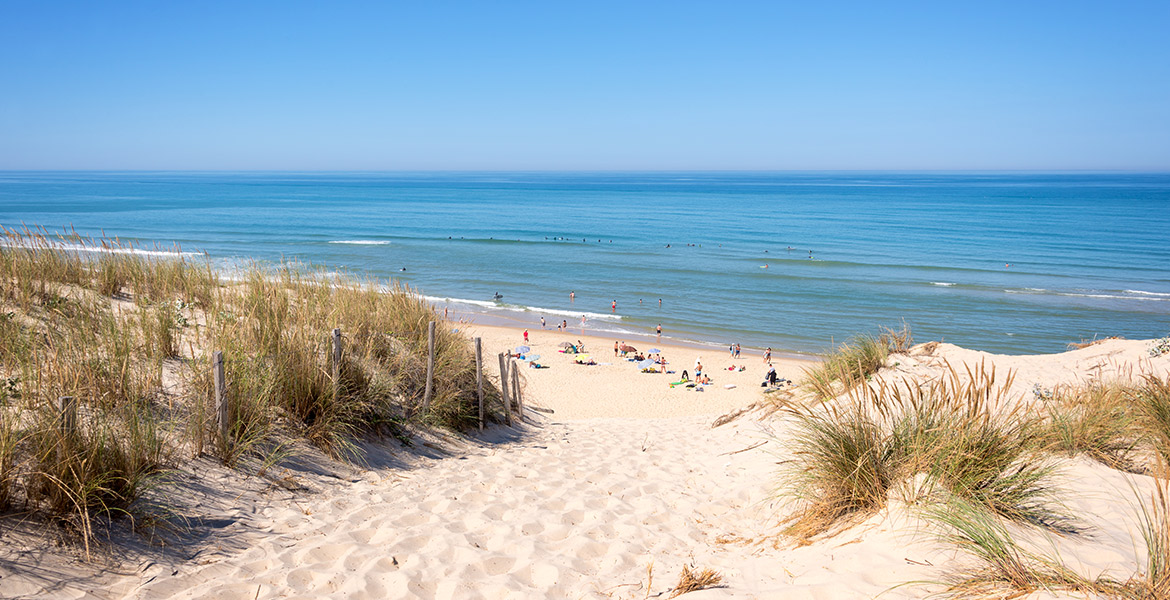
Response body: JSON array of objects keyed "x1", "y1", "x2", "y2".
[
  {"x1": 763, "y1": 347, "x2": 772, "y2": 363},
  {"x1": 614, "y1": 341, "x2": 619, "y2": 357},
  {"x1": 728, "y1": 344, "x2": 734, "y2": 357},
  {"x1": 656, "y1": 324, "x2": 662, "y2": 336},
  {"x1": 541, "y1": 316, "x2": 546, "y2": 329},
  {"x1": 562, "y1": 319, "x2": 568, "y2": 331},
  {"x1": 523, "y1": 329, "x2": 529, "y2": 343},
  {"x1": 765, "y1": 366, "x2": 778, "y2": 386},
  {"x1": 734, "y1": 343, "x2": 741, "y2": 359}
]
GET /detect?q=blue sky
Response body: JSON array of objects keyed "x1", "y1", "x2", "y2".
[{"x1": 1, "y1": 1, "x2": 1167, "y2": 170}]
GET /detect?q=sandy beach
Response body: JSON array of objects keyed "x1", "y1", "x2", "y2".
[
  {"x1": 3, "y1": 325, "x2": 1169, "y2": 599},
  {"x1": 461, "y1": 323, "x2": 812, "y2": 420}
]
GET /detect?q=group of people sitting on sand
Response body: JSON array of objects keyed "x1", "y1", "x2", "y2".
[{"x1": 678, "y1": 370, "x2": 711, "y2": 385}]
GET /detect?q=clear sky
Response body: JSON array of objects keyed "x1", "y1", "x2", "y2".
[{"x1": 1, "y1": 1, "x2": 1167, "y2": 170}]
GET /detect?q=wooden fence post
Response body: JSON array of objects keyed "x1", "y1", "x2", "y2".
[
  {"x1": 475, "y1": 337, "x2": 484, "y2": 432},
  {"x1": 332, "y1": 327, "x2": 342, "y2": 401},
  {"x1": 497, "y1": 352, "x2": 512, "y2": 426},
  {"x1": 56, "y1": 393, "x2": 75, "y2": 437},
  {"x1": 511, "y1": 363, "x2": 523, "y2": 416},
  {"x1": 423, "y1": 321, "x2": 435, "y2": 412},
  {"x1": 213, "y1": 351, "x2": 228, "y2": 445},
  {"x1": 56, "y1": 396, "x2": 75, "y2": 462}
]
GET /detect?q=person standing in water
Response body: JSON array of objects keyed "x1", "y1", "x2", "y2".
[
  {"x1": 656, "y1": 324, "x2": 662, "y2": 339},
  {"x1": 611, "y1": 299, "x2": 617, "y2": 313},
  {"x1": 570, "y1": 291, "x2": 575, "y2": 302}
]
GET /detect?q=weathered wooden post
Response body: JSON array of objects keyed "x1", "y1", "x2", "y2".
[
  {"x1": 511, "y1": 363, "x2": 523, "y2": 416},
  {"x1": 497, "y1": 352, "x2": 512, "y2": 426},
  {"x1": 331, "y1": 327, "x2": 342, "y2": 401},
  {"x1": 474, "y1": 337, "x2": 484, "y2": 432},
  {"x1": 212, "y1": 351, "x2": 228, "y2": 445},
  {"x1": 56, "y1": 395, "x2": 76, "y2": 436},
  {"x1": 423, "y1": 321, "x2": 436, "y2": 412},
  {"x1": 56, "y1": 396, "x2": 76, "y2": 462}
]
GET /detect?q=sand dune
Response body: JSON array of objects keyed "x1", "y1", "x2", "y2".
[{"x1": 4, "y1": 327, "x2": 1169, "y2": 599}]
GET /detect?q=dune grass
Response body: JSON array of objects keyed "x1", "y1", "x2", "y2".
[
  {"x1": 1133, "y1": 375, "x2": 1170, "y2": 465},
  {"x1": 923, "y1": 497, "x2": 1108, "y2": 599},
  {"x1": 1123, "y1": 467, "x2": 1170, "y2": 599},
  {"x1": 782, "y1": 362, "x2": 1074, "y2": 541},
  {"x1": 1036, "y1": 382, "x2": 1143, "y2": 472},
  {"x1": 0, "y1": 228, "x2": 496, "y2": 552},
  {"x1": 803, "y1": 323, "x2": 912, "y2": 400},
  {"x1": 925, "y1": 470, "x2": 1170, "y2": 600}
]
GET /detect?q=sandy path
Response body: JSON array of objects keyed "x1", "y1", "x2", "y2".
[{"x1": 130, "y1": 414, "x2": 787, "y2": 599}]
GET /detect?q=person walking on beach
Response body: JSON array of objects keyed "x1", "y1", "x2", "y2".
[
  {"x1": 763, "y1": 347, "x2": 772, "y2": 364},
  {"x1": 614, "y1": 341, "x2": 619, "y2": 357},
  {"x1": 523, "y1": 329, "x2": 529, "y2": 343},
  {"x1": 734, "y1": 343, "x2": 741, "y2": 359},
  {"x1": 729, "y1": 344, "x2": 734, "y2": 357},
  {"x1": 541, "y1": 316, "x2": 546, "y2": 329},
  {"x1": 695, "y1": 359, "x2": 703, "y2": 382}
]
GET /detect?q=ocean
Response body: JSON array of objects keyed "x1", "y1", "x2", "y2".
[{"x1": 1, "y1": 171, "x2": 1168, "y2": 356}]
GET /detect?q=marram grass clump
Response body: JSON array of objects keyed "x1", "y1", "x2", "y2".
[
  {"x1": 803, "y1": 323, "x2": 912, "y2": 400},
  {"x1": 781, "y1": 362, "x2": 1075, "y2": 541}
]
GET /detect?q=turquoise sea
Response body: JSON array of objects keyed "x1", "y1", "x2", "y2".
[{"x1": 1, "y1": 171, "x2": 1168, "y2": 356}]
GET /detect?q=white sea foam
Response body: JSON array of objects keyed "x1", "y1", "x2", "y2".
[
  {"x1": 930, "y1": 282, "x2": 955, "y2": 287},
  {"x1": 0, "y1": 240, "x2": 201, "y2": 258},
  {"x1": 1004, "y1": 288, "x2": 1168, "y2": 301},
  {"x1": 328, "y1": 240, "x2": 390, "y2": 245},
  {"x1": 422, "y1": 295, "x2": 621, "y2": 321},
  {"x1": 1125, "y1": 289, "x2": 1170, "y2": 298}
]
